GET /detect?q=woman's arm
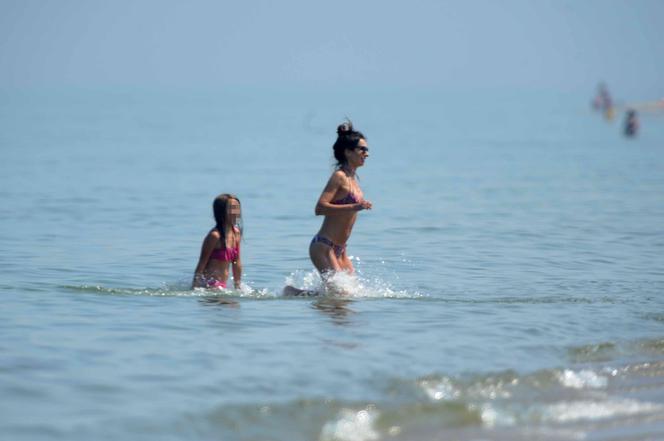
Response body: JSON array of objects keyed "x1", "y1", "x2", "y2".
[
  {"x1": 192, "y1": 231, "x2": 219, "y2": 288},
  {"x1": 314, "y1": 171, "x2": 371, "y2": 216}
]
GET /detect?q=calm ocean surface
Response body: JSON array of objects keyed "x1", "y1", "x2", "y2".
[{"x1": 1, "y1": 87, "x2": 663, "y2": 440}]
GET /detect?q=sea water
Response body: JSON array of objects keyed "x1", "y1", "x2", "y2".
[{"x1": 1, "y1": 87, "x2": 663, "y2": 440}]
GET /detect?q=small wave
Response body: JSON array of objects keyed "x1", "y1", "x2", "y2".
[
  {"x1": 406, "y1": 362, "x2": 664, "y2": 430},
  {"x1": 475, "y1": 398, "x2": 664, "y2": 429},
  {"x1": 180, "y1": 398, "x2": 480, "y2": 441},
  {"x1": 637, "y1": 339, "x2": 664, "y2": 354},
  {"x1": 569, "y1": 338, "x2": 664, "y2": 363},
  {"x1": 448, "y1": 295, "x2": 619, "y2": 305},
  {"x1": 477, "y1": 403, "x2": 518, "y2": 427},
  {"x1": 320, "y1": 407, "x2": 380, "y2": 441},
  {"x1": 534, "y1": 398, "x2": 662, "y2": 424},
  {"x1": 62, "y1": 283, "x2": 277, "y2": 299},
  {"x1": 568, "y1": 341, "x2": 619, "y2": 362},
  {"x1": 164, "y1": 354, "x2": 664, "y2": 441},
  {"x1": 417, "y1": 372, "x2": 519, "y2": 405},
  {"x1": 179, "y1": 399, "x2": 394, "y2": 441},
  {"x1": 556, "y1": 369, "x2": 608, "y2": 389},
  {"x1": 644, "y1": 312, "x2": 664, "y2": 323},
  {"x1": 416, "y1": 367, "x2": 614, "y2": 406}
]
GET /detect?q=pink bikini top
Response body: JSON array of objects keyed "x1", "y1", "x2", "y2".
[
  {"x1": 210, "y1": 227, "x2": 240, "y2": 262},
  {"x1": 210, "y1": 245, "x2": 239, "y2": 262}
]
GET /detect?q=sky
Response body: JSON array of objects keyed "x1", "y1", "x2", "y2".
[{"x1": 1, "y1": 0, "x2": 663, "y2": 97}]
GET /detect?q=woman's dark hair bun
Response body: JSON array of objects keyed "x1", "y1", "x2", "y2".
[
  {"x1": 337, "y1": 120, "x2": 354, "y2": 136},
  {"x1": 332, "y1": 119, "x2": 365, "y2": 167}
]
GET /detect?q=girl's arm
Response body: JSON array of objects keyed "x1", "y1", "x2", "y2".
[
  {"x1": 232, "y1": 255, "x2": 242, "y2": 290},
  {"x1": 315, "y1": 171, "x2": 370, "y2": 216},
  {"x1": 192, "y1": 231, "x2": 219, "y2": 288},
  {"x1": 232, "y1": 232, "x2": 242, "y2": 289}
]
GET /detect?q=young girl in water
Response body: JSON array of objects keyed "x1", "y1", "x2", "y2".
[
  {"x1": 192, "y1": 194, "x2": 243, "y2": 290},
  {"x1": 308, "y1": 121, "x2": 372, "y2": 282}
]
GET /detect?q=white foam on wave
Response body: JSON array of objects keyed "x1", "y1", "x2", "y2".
[
  {"x1": 477, "y1": 403, "x2": 516, "y2": 427},
  {"x1": 477, "y1": 398, "x2": 663, "y2": 428},
  {"x1": 538, "y1": 398, "x2": 662, "y2": 423},
  {"x1": 420, "y1": 377, "x2": 460, "y2": 401},
  {"x1": 556, "y1": 369, "x2": 608, "y2": 389},
  {"x1": 319, "y1": 407, "x2": 380, "y2": 441},
  {"x1": 419, "y1": 376, "x2": 513, "y2": 402}
]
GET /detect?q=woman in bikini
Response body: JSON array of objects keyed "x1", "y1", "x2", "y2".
[
  {"x1": 192, "y1": 193, "x2": 243, "y2": 290},
  {"x1": 309, "y1": 121, "x2": 372, "y2": 281}
]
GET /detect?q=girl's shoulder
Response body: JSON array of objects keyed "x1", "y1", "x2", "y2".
[{"x1": 202, "y1": 228, "x2": 222, "y2": 248}]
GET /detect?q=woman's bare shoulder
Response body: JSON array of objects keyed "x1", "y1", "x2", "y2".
[
  {"x1": 331, "y1": 169, "x2": 347, "y2": 178},
  {"x1": 328, "y1": 169, "x2": 348, "y2": 184}
]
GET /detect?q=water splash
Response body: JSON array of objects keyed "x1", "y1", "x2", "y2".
[{"x1": 285, "y1": 269, "x2": 424, "y2": 299}]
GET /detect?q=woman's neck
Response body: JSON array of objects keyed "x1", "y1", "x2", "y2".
[{"x1": 341, "y1": 164, "x2": 357, "y2": 177}]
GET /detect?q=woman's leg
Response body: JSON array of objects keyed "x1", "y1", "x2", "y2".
[
  {"x1": 309, "y1": 241, "x2": 356, "y2": 295},
  {"x1": 309, "y1": 241, "x2": 341, "y2": 275},
  {"x1": 338, "y1": 250, "x2": 354, "y2": 274},
  {"x1": 284, "y1": 241, "x2": 341, "y2": 297}
]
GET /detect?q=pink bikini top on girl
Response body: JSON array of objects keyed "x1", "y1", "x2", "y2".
[
  {"x1": 210, "y1": 245, "x2": 239, "y2": 262},
  {"x1": 210, "y1": 227, "x2": 240, "y2": 262}
]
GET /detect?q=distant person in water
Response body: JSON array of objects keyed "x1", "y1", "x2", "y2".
[
  {"x1": 592, "y1": 83, "x2": 614, "y2": 120},
  {"x1": 624, "y1": 109, "x2": 639, "y2": 137},
  {"x1": 310, "y1": 121, "x2": 372, "y2": 280},
  {"x1": 592, "y1": 83, "x2": 612, "y2": 110},
  {"x1": 192, "y1": 194, "x2": 243, "y2": 290}
]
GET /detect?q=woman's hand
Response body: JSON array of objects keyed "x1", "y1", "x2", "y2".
[{"x1": 355, "y1": 200, "x2": 372, "y2": 211}]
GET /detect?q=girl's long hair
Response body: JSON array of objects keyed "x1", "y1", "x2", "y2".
[{"x1": 213, "y1": 193, "x2": 242, "y2": 249}]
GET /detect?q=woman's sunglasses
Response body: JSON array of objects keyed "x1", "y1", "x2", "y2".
[{"x1": 355, "y1": 146, "x2": 369, "y2": 153}]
